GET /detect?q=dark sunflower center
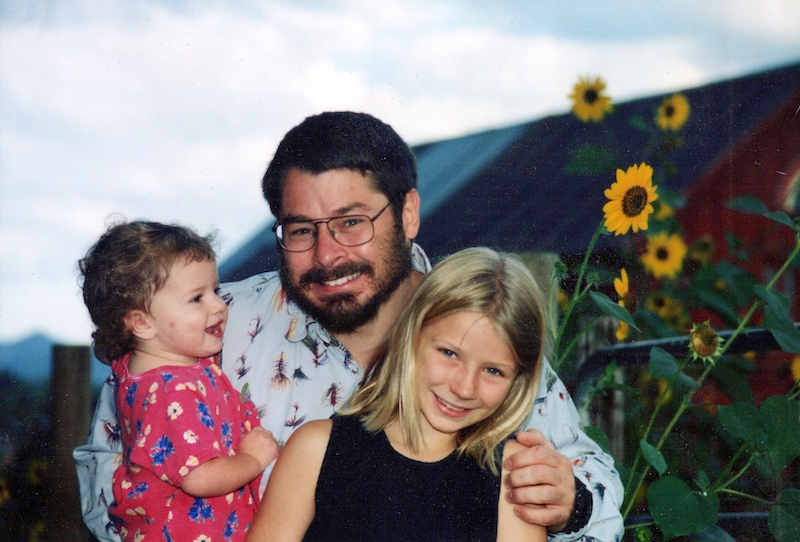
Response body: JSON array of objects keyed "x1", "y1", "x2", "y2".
[
  {"x1": 583, "y1": 89, "x2": 598, "y2": 104},
  {"x1": 656, "y1": 248, "x2": 669, "y2": 261},
  {"x1": 622, "y1": 186, "x2": 648, "y2": 217},
  {"x1": 665, "y1": 105, "x2": 675, "y2": 118}
]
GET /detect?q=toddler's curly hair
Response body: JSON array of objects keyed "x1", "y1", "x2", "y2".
[{"x1": 78, "y1": 220, "x2": 216, "y2": 364}]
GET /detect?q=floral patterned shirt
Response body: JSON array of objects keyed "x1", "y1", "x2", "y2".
[
  {"x1": 75, "y1": 244, "x2": 623, "y2": 542},
  {"x1": 109, "y1": 355, "x2": 261, "y2": 542}
]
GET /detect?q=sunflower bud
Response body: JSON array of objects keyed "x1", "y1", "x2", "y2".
[{"x1": 689, "y1": 321, "x2": 723, "y2": 364}]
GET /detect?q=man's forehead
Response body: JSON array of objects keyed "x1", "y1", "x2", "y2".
[{"x1": 280, "y1": 168, "x2": 385, "y2": 213}]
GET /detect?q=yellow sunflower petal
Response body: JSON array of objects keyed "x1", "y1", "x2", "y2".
[
  {"x1": 641, "y1": 232, "x2": 688, "y2": 279},
  {"x1": 603, "y1": 163, "x2": 658, "y2": 235}
]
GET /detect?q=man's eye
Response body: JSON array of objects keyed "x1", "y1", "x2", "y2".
[
  {"x1": 341, "y1": 216, "x2": 366, "y2": 228},
  {"x1": 287, "y1": 225, "x2": 314, "y2": 237}
]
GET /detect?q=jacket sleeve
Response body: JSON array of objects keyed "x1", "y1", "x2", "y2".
[
  {"x1": 72, "y1": 376, "x2": 123, "y2": 542},
  {"x1": 523, "y1": 359, "x2": 624, "y2": 542}
]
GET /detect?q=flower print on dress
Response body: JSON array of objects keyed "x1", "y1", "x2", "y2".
[
  {"x1": 125, "y1": 382, "x2": 139, "y2": 407},
  {"x1": 196, "y1": 401, "x2": 215, "y2": 429},
  {"x1": 150, "y1": 435, "x2": 175, "y2": 466},
  {"x1": 167, "y1": 402, "x2": 183, "y2": 420},
  {"x1": 188, "y1": 497, "x2": 214, "y2": 523},
  {"x1": 202, "y1": 366, "x2": 218, "y2": 389},
  {"x1": 126, "y1": 482, "x2": 148, "y2": 499},
  {"x1": 221, "y1": 422, "x2": 233, "y2": 449},
  {"x1": 161, "y1": 371, "x2": 176, "y2": 391},
  {"x1": 223, "y1": 510, "x2": 239, "y2": 542}
]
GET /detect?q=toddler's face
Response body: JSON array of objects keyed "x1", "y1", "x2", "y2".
[{"x1": 144, "y1": 257, "x2": 227, "y2": 363}]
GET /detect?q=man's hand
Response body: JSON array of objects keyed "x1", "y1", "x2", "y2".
[{"x1": 503, "y1": 429, "x2": 576, "y2": 533}]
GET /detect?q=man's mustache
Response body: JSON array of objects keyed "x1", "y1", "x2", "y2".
[{"x1": 299, "y1": 262, "x2": 373, "y2": 288}]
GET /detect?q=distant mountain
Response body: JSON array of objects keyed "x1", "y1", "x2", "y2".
[{"x1": 0, "y1": 333, "x2": 110, "y2": 387}]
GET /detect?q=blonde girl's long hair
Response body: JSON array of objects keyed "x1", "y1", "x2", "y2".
[{"x1": 341, "y1": 247, "x2": 547, "y2": 474}]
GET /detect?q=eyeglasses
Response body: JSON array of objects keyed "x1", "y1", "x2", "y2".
[{"x1": 272, "y1": 202, "x2": 392, "y2": 252}]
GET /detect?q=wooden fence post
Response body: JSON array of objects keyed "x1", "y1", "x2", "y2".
[{"x1": 45, "y1": 345, "x2": 93, "y2": 541}]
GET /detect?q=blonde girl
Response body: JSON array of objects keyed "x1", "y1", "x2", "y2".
[{"x1": 247, "y1": 247, "x2": 548, "y2": 542}]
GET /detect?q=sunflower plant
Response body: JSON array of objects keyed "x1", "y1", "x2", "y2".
[{"x1": 551, "y1": 77, "x2": 800, "y2": 541}]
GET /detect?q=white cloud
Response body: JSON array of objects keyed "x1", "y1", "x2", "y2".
[{"x1": 1, "y1": 0, "x2": 798, "y2": 344}]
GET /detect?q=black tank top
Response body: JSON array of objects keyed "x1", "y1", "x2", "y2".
[{"x1": 304, "y1": 415, "x2": 501, "y2": 542}]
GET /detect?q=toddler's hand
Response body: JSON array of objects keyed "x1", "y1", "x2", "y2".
[{"x1": 240, "y1": 426, "x2": 280, "y2": 471}]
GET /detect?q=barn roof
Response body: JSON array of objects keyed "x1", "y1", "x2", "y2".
[{"x1": 220, "y1": 62, "x2": 800, "y2": 282}]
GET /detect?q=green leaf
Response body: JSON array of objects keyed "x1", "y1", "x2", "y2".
[
  {"x1": 648, "y1": 475, "x2": 719, "y2": 539},
  {"x1": 691, "y1": 524, "x2": 736, "y2": 541},
  {"x1": 718, "y1": 402, "x2": 762, "y2": 442},
  {"x1": 649, "y1": 347, "x2": 699, "y2": 392},
  {"x1": 759, "y1": 396, "x2": 800, "y2": 474},
  {"x1": 565, "y1": 144, "x2": 617, "y2": 175},
  {"x1": 764, "y1": 305, "x2": 800, "y2": 353},
  {"x1": 726, "y1": 195, "x2": 769, "y2": 214},
  {"x1": 694, "y1": 470, "x2": 711, "y2": 493},
  {"x1": 590, "y1": 291, "x2": 640, "y2": 330},
  {"x1": 755, "y1": 285, "x2": 792, "y2": 316},
  {"x1": 583, "y1": 425, "x2": 612, "y2": 455},
  {"x1": 770, "y1": 488, "x2": 800, "y2": 542},
  {"x1": 754, "y1": 286, "x2": 800, "y2": 352},
  {"x1": 640, "y1": 439, "x2": 668, "y2": 476},
  {"x1": 764, "y1": 211, "x2": 800, "y2": 232},
  {"x1": 689, "y1": 284, "x2": 740, "y2": 327},
  {"x1": 629, "y1": 114, "x2": 655, "y2": 133}
]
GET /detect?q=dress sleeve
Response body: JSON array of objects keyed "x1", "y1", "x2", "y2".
[
  {"x1": 523, "y1": 359, "x2": 625, "y2": 541},
  {"x1": 72, "y1": 375, "x2": 123, "y2": 542},
  {"x1": 125, "y1": 378, "x2": 225, "y2": 488}
]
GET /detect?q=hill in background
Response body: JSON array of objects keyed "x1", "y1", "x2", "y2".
[{"x1": 0, "y1": 333, "x2": 110, "y2": 388}]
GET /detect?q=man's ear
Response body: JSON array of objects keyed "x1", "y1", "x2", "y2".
[
  {"x1": 124, "y1": 310, "x2": 156, "y2": 340},
  {"x1": 401, "y1": 188, "x2": 421, "y2": 241}
]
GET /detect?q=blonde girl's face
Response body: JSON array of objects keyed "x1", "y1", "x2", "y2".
[{"x1": 414, "y1": 310, "x2": 518, "y2": 447}]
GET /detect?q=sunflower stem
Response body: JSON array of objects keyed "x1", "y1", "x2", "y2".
[{"x1": 553, "y1": 222, "x2": 605, "y2": 370}]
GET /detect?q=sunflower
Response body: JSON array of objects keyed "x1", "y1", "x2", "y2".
[
  {"x1": 655, "y1": 93, "x2": 690, "y2": 131},
  {"x1": 654, "y1": 200, "x2": 674, "y2": 221},
  {"x1": 603, "y1": 163, "x2": 658, "y2": 235},
  {"x1": 641, "y1": 232, "x2": 687, "y2": 279},
  {"x1": 614, "y1": 267, "x2": 636, "y2": 311},
  {"x1": 569, "y1": 76, "x2": 613, "y2": 123},
  {"x1": 689, "y1": 321, "x2": 724, "y2": 365},
  {"x1": 616, "y1": 300, "x2": 630, "y2": 341},
  {"x1": 791, "y1": 356, "x2": 800, "y2": 383}
]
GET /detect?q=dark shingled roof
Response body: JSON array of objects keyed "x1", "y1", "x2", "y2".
[{"x1": 220, "y1": 62, "x2": 800, "y2": 282}]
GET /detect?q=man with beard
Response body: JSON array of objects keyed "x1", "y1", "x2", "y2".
[{"x1": 75, "y1": 112, "x2": 623, "y2": 541}]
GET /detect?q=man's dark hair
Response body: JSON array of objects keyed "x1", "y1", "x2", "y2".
[{"x1": 262, "y1": 111, "x2": 417, "y2": 221}]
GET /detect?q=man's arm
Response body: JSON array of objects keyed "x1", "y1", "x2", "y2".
[
  {"x1": 72, "y1": 376, "x2": 123, "y2": 542},
  {"x1": 505, "y1": 359, "x2": 624, "y2": 541}
]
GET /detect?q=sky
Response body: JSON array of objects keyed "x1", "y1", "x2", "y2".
[{"x1": 1, "y1": 0, "x2": 799, "y2": 346}]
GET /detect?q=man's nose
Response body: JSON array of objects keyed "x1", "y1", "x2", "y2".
[{"x1": 312, "y1": 223, "x2": 347, "y2": 267}]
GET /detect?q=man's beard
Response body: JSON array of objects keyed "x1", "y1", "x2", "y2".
[{"x1": 280, "y1": 224, "x2": 413, "y2": 334}]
